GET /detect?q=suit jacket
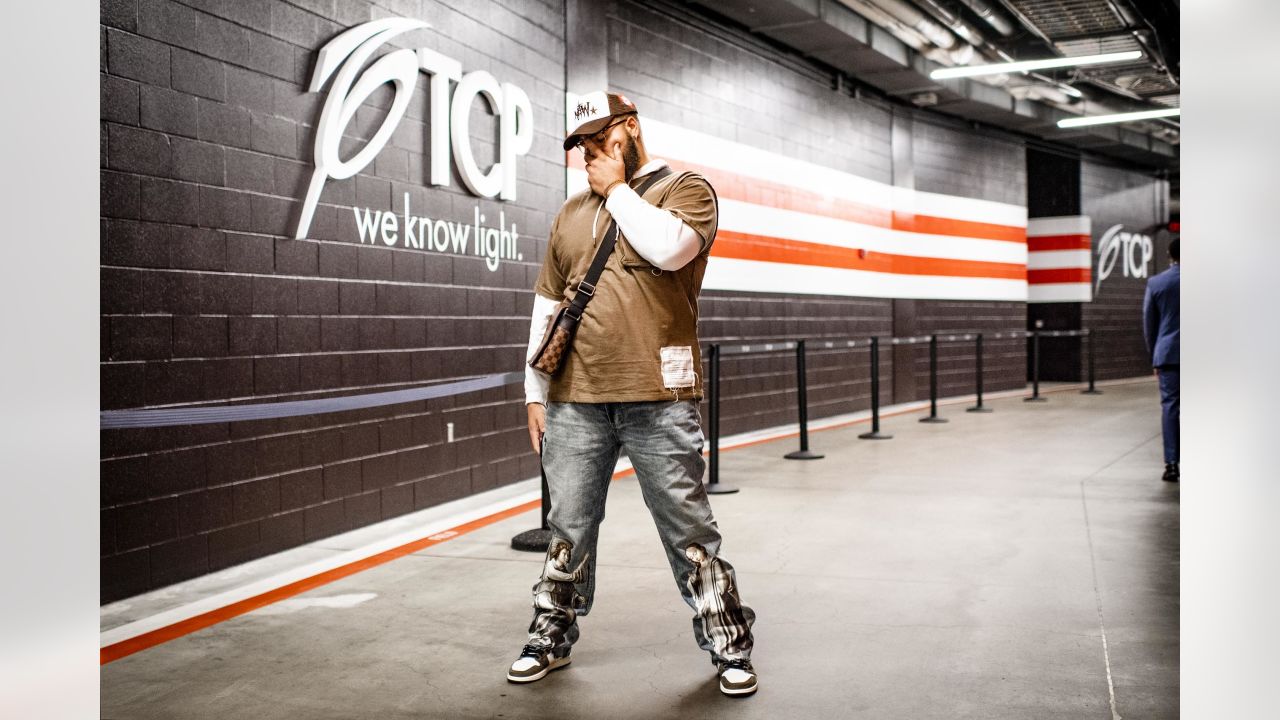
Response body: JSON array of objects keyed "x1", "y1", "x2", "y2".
[{"x1": 1143, "y1": 263, "x2": 1180, "y2": 367}]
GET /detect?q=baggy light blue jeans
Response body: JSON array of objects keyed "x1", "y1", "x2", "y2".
[{"x1": 527, "y1": 400, "x2": 755, "y2": 665}]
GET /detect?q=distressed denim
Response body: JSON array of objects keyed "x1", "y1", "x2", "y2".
[{"x1": 527, "y1": 400, "x2": 755, "y2": 664}]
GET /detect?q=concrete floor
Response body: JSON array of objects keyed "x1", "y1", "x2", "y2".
[{"x1": 101, "y1": 380, "x2": 1179, "y2": 719}]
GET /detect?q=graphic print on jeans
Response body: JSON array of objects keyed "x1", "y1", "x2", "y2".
[
  {"x1": 527, "y1": 538, "x2": 589, "y2": 654},
  {"x1": 685, "y1": 543, "x2": 754, "y2": 661}
]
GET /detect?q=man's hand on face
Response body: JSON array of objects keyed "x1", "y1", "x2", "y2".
[
  {"x1": 527, "y1": 402, "x2": 547, "y2": 455},
  {"x1": 585, "y1": 140, "x2": 627, "y2": 197}
]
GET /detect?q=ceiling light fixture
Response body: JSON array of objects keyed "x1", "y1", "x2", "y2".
[
  {"x1": 1057, "y1": 108, "x2": 1180, "y2": 128},
  {"x1": 930, "y1": 50, "x2": 1143, "y2": 80}
]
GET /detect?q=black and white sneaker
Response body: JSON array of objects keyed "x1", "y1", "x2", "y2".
[
  {"x1": 507, "y1": 642, "x2": 571, "y2": 683},
  {"x1": 718, "y1": 658, "x2": 757, "y2": 696}
]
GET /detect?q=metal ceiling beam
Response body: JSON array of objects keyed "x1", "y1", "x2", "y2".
[{"x1": 1049, "y1": 27, "x2": 1139, "y2": 43}]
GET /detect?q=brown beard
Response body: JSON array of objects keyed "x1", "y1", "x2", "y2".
[{"x1": 622, "y1": 133, "x2": 641, "y2": 181}]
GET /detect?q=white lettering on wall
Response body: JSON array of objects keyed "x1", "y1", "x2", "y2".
[
  {"x1": 1095, "y1": 223, "x2": 1154, "y2": 294},
  {"x1": 295, "y1": 18, "x2": 535, "y2": 239},
  {"x1": 350, "y1": 193, "x2": 522, "y2": 272}
]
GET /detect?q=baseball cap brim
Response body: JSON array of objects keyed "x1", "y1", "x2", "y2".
[
  {"x1": 563, "y1": 91, "x2": 638, "y2": 151},
  {"x1": 562, "y1": 116, "x2": 615, "y2": 151}
]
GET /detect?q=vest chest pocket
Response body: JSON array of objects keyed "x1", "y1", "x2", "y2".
[{"x1": 617, "y1": 236, "x2": 662, "y2": 276}]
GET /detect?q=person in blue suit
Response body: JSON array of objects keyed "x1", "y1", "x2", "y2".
[{"x1": 1143, "y1": 237, "x2": 1180, "y2": 482}]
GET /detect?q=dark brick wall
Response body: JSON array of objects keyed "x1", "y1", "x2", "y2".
[
  {"x1": 911, "y1": 118, "x2": 1026, "y2": 205},
  {"x1": 1081, "y1": 159, "x2": 1169, "y2": 380},
  {"x1": 100, "y1": 0, "x2": 566, "y2": 603}
]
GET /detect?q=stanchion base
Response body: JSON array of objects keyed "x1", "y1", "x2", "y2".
[
  {"x1": 918, "y1": 416, "x2": 949, "y2": 424},
  {"x1": 510, "y1": 527, "x2": 552, "y2": 553},
  {"x1": 1024, "y1": 396, "x2": 1048, "y2": 403},
  {"x1": 706, "y1": 482, "x2": 740, "y2": 494},
  {"x1": 784, "y1": 450, "x2": 825, "y2": 460},
  {"x1": 1080, "y1": 389, "x2": 1104, "y2": 395},
  {"x1": 858, "y1": 431, "x2": 894, "y2": 440},
  {"x1": 966, "y1": 406, "x2": 993, "y2": 413}
]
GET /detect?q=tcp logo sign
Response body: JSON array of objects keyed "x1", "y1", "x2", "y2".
[
  {"x1": 295, "y1": 18, "x2": 534, "y2": 239},
  {"x1": 1095, "y1": 223, "x2": 1153, "y2": 294}
]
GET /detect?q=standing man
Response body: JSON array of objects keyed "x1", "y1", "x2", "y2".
[
  {"x1": 1143, "y1": 237, "x2": 1180, "y2": 482},
  {"x1": 507, "y1": 91, "x2": 757, "y2": 697}
]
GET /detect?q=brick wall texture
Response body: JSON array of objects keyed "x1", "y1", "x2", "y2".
[
  {"x1": 100, "y1": 0, "x2": 1164, "y2": 601},
  {"x1": 1081, "y1": 159, "x2": 1170, "y2": 380},
  {"x1": 101, "y1": 0, "x2": 566, "y2": 602}
]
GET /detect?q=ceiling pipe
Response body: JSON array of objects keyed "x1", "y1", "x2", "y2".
[
  {"x1": 908, "y1": 0, "x2": 993, "y2": 51},
  {"x1": 858, "y1": 0, "x2": 959, "y2": 50},
  {"x1": 954, "y1": 0, "x2": 1017, "y2": 37}
]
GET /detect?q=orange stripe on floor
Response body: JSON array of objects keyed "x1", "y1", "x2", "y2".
[{"x1": 100, "y1": 499, "x2": 541, "y2": 665}]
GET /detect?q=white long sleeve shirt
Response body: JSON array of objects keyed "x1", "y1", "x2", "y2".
[{"x1": 524, "y1": 159, "x2": 703, "y2": 405}]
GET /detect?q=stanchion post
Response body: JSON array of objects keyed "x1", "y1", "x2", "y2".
[
  {"x1": 859, "y1": 336, "x2": 893, "y2": 440},
  {"x1": 511, "y1": 439, "x2": 552, "y2": 552},
  {"x1": 1081, "y1": 328, "x2": 1103, "y2": 395},
  {"x1": 1025, "y1": 329, "x2": 1047, "y2": 402},
  {"x1": 919, "y1": 334, "x2": 948, "y2": 424},
  {"x1": 705, "y1": 343, "x2": 738, "y2": 494},
  {"x1": 785, "y1": 340, "x2": 824, "y2": 459},
  {"x1": 967, "y1": 333, "x2": 993, "y2": 413}
]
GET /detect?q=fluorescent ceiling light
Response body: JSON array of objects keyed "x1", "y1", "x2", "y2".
[
  {"x1": 1057, "y1": 108, "x2": 1180, "y2": 128},
  {"x1": 930, "y1": 50, "x2": 1143, "y2": 79}
]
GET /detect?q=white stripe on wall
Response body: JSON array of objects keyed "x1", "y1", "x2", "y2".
[
  {"x1": 1027, "y1": 249, "x2": 1092, "y2": 270},
  {"x1": 1028, "y1": 283, "x2": 1092, "y2": 303},
  {"x1": 702, "y1": 257, "x2": 1027, "y2": 301},
  {"x1": 1027, "y1": 215, "x2": 1092, "y2": 236},
  {"x1": 641, "y1": 118, "x2": 1028, "y2": 228}
]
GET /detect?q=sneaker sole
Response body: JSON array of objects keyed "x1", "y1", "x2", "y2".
[
  {"x1": 719, "y1": 680, "x2": 757, "y2": 696},
  {"x1": 507, "y1": 654, "x2": 571, "y2": 683}
]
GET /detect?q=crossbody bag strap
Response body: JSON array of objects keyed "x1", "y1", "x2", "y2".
[{"x1": 564, "y1": 165, "x2": 674, "y2": 320}]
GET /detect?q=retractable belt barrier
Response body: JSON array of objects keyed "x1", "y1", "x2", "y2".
[{"x1": 703, "y1": 328, "x2": 1098, "y2": 489}]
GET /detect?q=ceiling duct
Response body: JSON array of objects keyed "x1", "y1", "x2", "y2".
[
  {"x1": 1005, "y1": 83, "x2": 1073, "y2": 104},
  {"x1": 858, "y1": 0, "x2": 957, "y2": 50},
  {"x1": 955, "y1": 0, "x2": 1018, "y2": 36},
  {"x1": 836, "y1": 0, "x2": 981, "y2": 66},
  {"x1": 835, "y1": 0, "x2": 933, "y2": 50},
  {"x1": 910, "y1": 0, "x2": 992, "y2": 50}
]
